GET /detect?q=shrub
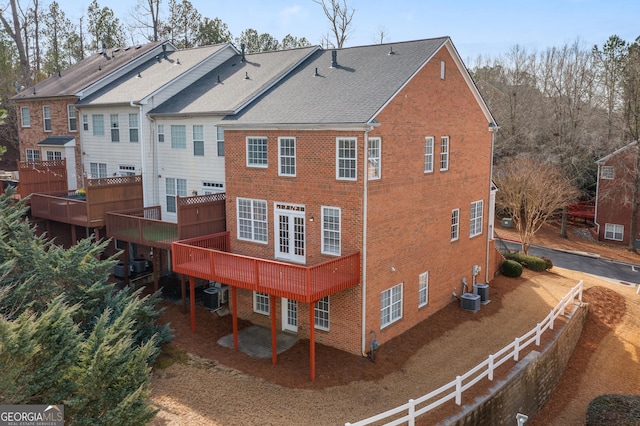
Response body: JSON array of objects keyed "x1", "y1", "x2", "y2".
[
  {"x1": 501, "y1": 259, "x2": 523, "y2": 277},
  {"x1": 504, "y1": 252, "x2": 548, "y2": 272},
  {"x1": 540, "y1": 256, "x2": 553, "y2": 270},
  {"x1": 586, "y1": 394, "x2": 640, "y2": 425}
]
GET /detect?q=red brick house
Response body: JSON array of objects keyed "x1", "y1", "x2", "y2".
[
  {"x1": 595, "y1": 141, "x2": 639, "y2": 247},
  {"x1": 173, "y1": 37, "x2": 499, "y2": 379}
]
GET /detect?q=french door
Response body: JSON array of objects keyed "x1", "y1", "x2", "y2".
[{"x1": 274, "y1": 203, "x2": 306, "y2": 263}]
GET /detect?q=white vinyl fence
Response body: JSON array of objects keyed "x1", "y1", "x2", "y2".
[{"x1": 346, "y1": 280, "x2": 584, "y2": 426}]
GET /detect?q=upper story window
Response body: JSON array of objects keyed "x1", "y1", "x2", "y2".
[
  {"x1": 321, "y1": 206, "x2": 341, "y2": 255},
  {"x1": 92, "y1": 114, "x2": 104, "y2": 136},
  {"x1": 46, "y1": 150, "x2": 62, "y2": 161},
  {"x1": 418, "y1": 272, "x2": 429, "y2": 307},
  {"x1": 336, "y1": 137, "x2": 357, "y2": 180},
  {"x1": 381, "y1": 283, "x2": 403, "y2": 328},
  {"x1": 368, "y1": 137, "x2": 381, "y2": 180},
  {"x1": 171, "y1": 125, "x2": 186, "y2": 149},
  {"x1": 193, "y1": 125, "x2": 204, "y2": 156},
  {"x1": 68, "y1": 105, "x2": 77, "y2": 131},
  {"x1": 601, "y1": 166, "x2": 614, "y2": 180},
  {"x1": 110, "y1": 114, "x2": 120, "y2": 142},
  {"x1": 217, "y1": 127, "x2": 224, "y2": 156},
  {"x1": 470, "y1": 200, "x2": 484, "y2": 238},
  {"x1": 26, "y1": 149, "x2": 40, "y2": 162},
  {"x1": 20, "y1": 106, "x2": 30, "y2": 127},
  {"x1": 451, "y1": 208, "x2": 460, "y2": 241},
  {"x1": 82, "y1": 114, "x2": 89, "y2": 131},
  {"x1": 278, "y1": 137, "x2": 296, "y2": 176},
  {"x1": 237, "y1": 198, "x2": 268, "y2": 243},
  {"x1": 440, "y1": 60, "x2": 446, "y2": 80},
  {"x1": 440, "y1": 136, "x2": 449, "y2": 171},
  {"x1": 424, "y1": 136, "x2": 434, "y2": 173},
  {"x1": 247, "y1": 137, "x2": 268, "y2": 167},
  {"x1": 129, "y1": 114, "x2": 139, "y2": 142},
  {"x1": 166, "y1": 177, "x2": 187, "y2": 213},
  {"x1": 43, "y1": 106, "x2": 52, "y2": 132},
  {"x1": 158, "y1": 125, "x2": 165, "y2": 142}
]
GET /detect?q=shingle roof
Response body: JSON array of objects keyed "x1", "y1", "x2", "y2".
[
  {"x1": 148, "y1": 46, "x2": 320, "y2": 116},
  {"x1": 38, "y1": 136, "x2": 75, "y2": 146},
  {"x1": 222, "y1": 37, "x2": 449, "y2": 127},
  {"x1": 77, "y1": 44, "x2": 229, "y2": 105},
  {"x1": 12, "y1": 42, "x2": 163, "y2": 100}
]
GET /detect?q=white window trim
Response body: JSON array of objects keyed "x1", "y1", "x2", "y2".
[
  {"x1": 193, "y1": 125, "x2": 204, "y2": 156},
  {"x1": 158, "y1": 124, "x2": 165, "y2": 143},
  {"x1": 46, "y1": 150, "x2": 62, "y2": 161},
  {"x1": 368, "y1": 137, "x2": 381, "y2": 180},
  {"x1": 314, "y1": 296, "x2": 330, "y2": 331},
  {"x1": 216, "y1": 126, "x2": 224, "y2": 156},
  {"x1": 604, "y1": 223, "x2": 624, "y2": 241},
  {"x1": 424, "y1": 136, "x2": 434, "y2": 173},
  {"x1": 43, "y1": 105, "x2": 52, "y2": 132},
  {"x1": 202, "y1": 181, "x2": 224, "y2": 194},
  {"x1": 129, "y1": 113, "x2": 139, "y2": 142},
  {"x1": 253, "y1": 292, "x2": 270, "y2": 315},
  {"x1": 68, "y1": 104, "x2": 77, "y2": 132},
  {"x1": 440, "y1": 60, "x2": 446, "y2": 80},
  {"x1": 336, "y1": 137, "x2": 357, "y2": 181},
  {"x1": 246, "y1": 136, "x2": 268, "y2": 168},
  {"x1": 90, "y1": 162, "x2": 107, "y2": 178},
  {"x1": 321, "y1": 206, "x2": 341, "y2": 256},
  {"x1": 278, "y1": 136, "x2": 296, "y2": 177},
  {"x1": 470, "y1": 200, "x2": 484, "y2": 238},
  {"x1": 381, "y1": 283, "x2": 403, "y2": 328},
  {"x1": 451, "y1": 208, "x2": 460, "y2": 241},
  {"x1": 110, "y1": 114, "x2": 120, "y2": 142},
  {"x1": 170, "y1": 125, "x2": 187, "y2": 149},
  {"x1": 440, "y1": 136, "x2": 449, "y2": 171},
  {"x1": 418, "y1": 272, "x2": 429, "y2": 308},
  {"x1": 601, "y1": 166, "x2": 614, "y2": 180},
  {"x1": 237, "y1": 198, "x2": 268, "y2": 243},
  {"x1": 26, "y1": 149, "x2": 40, "y2": 162},
  {"x1": 20, "y1": 106, "x2": 30, "y2": 128},
  {"x1": 82, "y1": 114, "x2": 89, "y2": 131},
  {"x1": 118, "y1": 165, "x2": 136, "y2": 176}
]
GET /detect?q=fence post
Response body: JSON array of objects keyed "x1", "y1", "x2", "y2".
[
  {"x1": 577, "y1": 280, "x2": 584, "y2": 302},
  {"x1": 549, "y1": 308, "x2": 555, "y2": 330},
  {"x1": 514, "y1": 337, "x2": 520, "y2": 361},
  {"x1": 488, "y1": 354, "x2": 494, "y2": 381},
  {"x1": 535, "y1": 323, "x2": 541, "y2": 346},
  {"x1": 455, "y1": 376, "x2": 462, "y2": 405},
  {"x1": 408, "y1": 399, "x2": 415, "y2": 426}
]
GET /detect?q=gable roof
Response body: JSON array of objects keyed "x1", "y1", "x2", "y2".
[
  {"x1": 76, "y1": 44, "x2": 231, "y2": 106},
  {"x1": 12, "y1": 42, "x2": 164, "y2": 101},
  {"x1": 148, "y1": 45, "x2": 320, "y2": 116},
  {"x1": 222, "y1": 37, "x2": 494, "y2": 129},
  {"x1": 596, "y1": 141, "x2": 638, "y2": 165}
]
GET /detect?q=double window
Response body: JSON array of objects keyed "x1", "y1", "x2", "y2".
[
  {"x1": 368, "y1": 137, "x2": 381, "y2": 179},
  {"x1": 381, "y1": 283, "x2": 403, "y2": 328},
  {"x1": 336, "y1": 137, "x2": 357, "y2": 180},
  {"x1": 237, "y1": 198, "x2": 268, "y2": 243},
  {"x1": 166, "y1": 178, "x2": 187, "y2": 213},
  {"x1": 26, "y1": 149, "x2": 40, "y2": 162},
  {"x1": 278, "y1": 137, "x2": 296, "y2": 176},
  {"x1": 470, "y1": 200, "x2": 483, "y2": 237},
  {"x1": 46, "y1": 150, "x2": 62, "y2": 161},
  {"x1": 90, "y1": 162, "x2": 107, "y2": 178},
  {"x1": 604, "y1": 223, "x2": 623, "y2": 241},
  {"x1": 247, "y1": 137, "x2": 268, "y2": 167}
]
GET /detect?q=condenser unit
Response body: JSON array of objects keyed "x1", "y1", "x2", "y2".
[
  {"x1": 460, "y1": 293, "x2": 481, "y2": 313},
  {"x1": 473, "y1": 283, "x2": 490, "y2": 304}
]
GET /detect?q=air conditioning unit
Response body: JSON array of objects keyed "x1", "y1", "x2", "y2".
[
  {"x1": 474, "y1": 283, "x2": 490, "y2": 304},
  {"x1": 460, "y1": 293, "x2": 481, "y2": 313},
  {"x1": 203, "y1": 287, "x2": 221, "y2": 311}
]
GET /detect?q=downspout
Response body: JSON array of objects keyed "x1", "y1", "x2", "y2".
[
  {"x1": 485, "y1": 123, "x2": 498, "y2": 283},
  {"x1": 593, "y1": 162, "x2": 601, "y2": 237},
  {"x1": 131, "y1": 99, "x2": 147, "y2": 205},
  {"x1": 149, "y1": 116, "x2": 159, "y2": 206},
  {"x1": 361, "y1": 128, "x2": 370, "y2": 357}
]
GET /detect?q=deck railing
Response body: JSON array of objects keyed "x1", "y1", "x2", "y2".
[
  {"x1": 172, "y1": 233, "x2": 360, "y2": 302},
  {"x1": 30, "y1": 191, "x2": 89, "y2": 226},
  {"x1": 345, "y1": 280, "x2": 584, "y2": 426},
  {"x1": 106, "y1": 206, "x2": 178, "y2": 250}
]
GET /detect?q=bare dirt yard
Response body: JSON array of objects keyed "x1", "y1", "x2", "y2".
[{"x1": 148, "y1": 220, "x2": 640, "y2": 425}]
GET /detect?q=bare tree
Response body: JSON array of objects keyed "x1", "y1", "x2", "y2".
[
  {"x1": 375, "y1": 25, "x2": 388, "y2": 44},
  {"x1": 0, "y1": 0, "x2": 31, "y2": 85},
  {"x1": 130, "y1": 0, "x2": 162, "y2": 42},
  {"x1": 494, "y1": 156, "x2": 579, "y2": 254},
  {"x1": 313, "y1": 0, "x2": 354, "y2": 48}
]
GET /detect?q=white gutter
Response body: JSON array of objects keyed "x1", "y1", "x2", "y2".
[
  {"x1": 361, "y1": 128, "x2": 371, "y2": 356},
  {"x1": 485, "y1": 123, "x2": 499, "y2": 283}
]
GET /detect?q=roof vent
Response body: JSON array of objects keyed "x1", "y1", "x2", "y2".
[
  {"x1": 155, "y1": 55, "x2": 161, "y2": 62},
  {"x1": 98, "y1": 65, "x2": 102, "y2": 71},
  {"x1": 101, "y1": 42, "x2": 107, "y2": 57},
  {"x1": 388, "y1": 46, "x2": 395, "y2": 55},
  {"x1": 314, "y1": 67, "x2": 319, "y2": 77},
  {"x1": 137, "y1": 72, "x2": 142, "y2": 78},
  {"x1": 245, "y1": 72, "x2": 249, "y2": 80},
  {"x1": 331, "y1": 50, "x2": 337, "y2": 68},
  {"x1": 217, "y1": 75, "x2": 221, "y2": 83}
]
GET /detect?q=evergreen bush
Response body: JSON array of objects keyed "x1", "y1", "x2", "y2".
[
  {"x1": 504, "y1": 252, "x2": 548, "y2": 272},
  {"x1": 586, "y1": 394, "x2": 640, "y2": 425},
  {"x1": 501, "y1": 259, "x2": 523, "y2": 277}
]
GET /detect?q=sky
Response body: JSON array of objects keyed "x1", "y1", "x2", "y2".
[{"x1": 71, "y1": 0, "x2": 640, "y2": 63}]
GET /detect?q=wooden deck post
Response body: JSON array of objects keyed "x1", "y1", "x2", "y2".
[
  {"x1": 232, "y1": 286, "x2": 239, "y2": 351},
  {"x1": 152, "y1": 247, "x2": 159, "y2": 291},
  {"x1": 181, "y1": 275, "x2": 186, "y2": 314},
  {"x1": 310, "y1": 301, "x2": 316, "y2": 381},
  {"x1": 270, "y1": 294, "x2": 277, "y2": 365},
  {"x1": 190, "y1": 276, "x2": 196, "y2": 333},
  {"x1": 70, "y1": 224, "x2": 77, "y2": 246},
  {"x1": 123, "y1": 243, "x2": 130, "y2": 286}
]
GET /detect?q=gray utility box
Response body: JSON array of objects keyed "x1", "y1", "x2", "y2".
[
  {"x1": 460, "y1": 293, "x2": 481, "y2": 313},
  {"x1": 473, "y1": 283, "x2": 490, "y2": 304},
  {"x1": 203, "y1": 287, "x2": 220, "y2": 311},
  {"x1": 501, "y1": 217, "x2": 513, "y2": 228}
]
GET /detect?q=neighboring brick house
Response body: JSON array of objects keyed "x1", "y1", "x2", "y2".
[
  {"x1": 173, "y1": 37, "x2": 498, "y2": 370},
  {"x1": 11, "y1": 41, "x2": 167, "y2": 190},
  {"x1": 595, "y1": 141, "x2": 639, "y2": 246}
]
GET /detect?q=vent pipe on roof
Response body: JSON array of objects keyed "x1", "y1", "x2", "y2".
[
  {"x1": 241, "y1": 44, "x2": 246, "y2": 62},
  {"x1": 245, "y1": 72, "x2": 249, "y2": 80},
  {"x1": 314, "y1": 67, "x2": 319, "y2": 77},
  {"x1": 388, "y1": 46, "x2": 394, "y2": 55},
  {"x1": 102, "y1": 42, "x2": 107, "y2": 57},
  {"x1": 217, "y1": 75, "x2": 221, "y2": 83},
  {"x1": 331, "y1": 50, "x2": 337, "y2": 68}
]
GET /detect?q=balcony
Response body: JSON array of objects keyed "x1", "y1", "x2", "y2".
[
  {"x1": 172, "y1": 232, "x2": 361, "y2": 303},
  {"x1": 30, "y1": 175, "x2": 144, "y2": 228}
]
